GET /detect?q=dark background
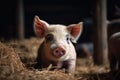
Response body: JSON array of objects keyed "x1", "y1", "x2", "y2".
[{"x1": 0, "y1": 0, "x2": 119, "y2": 42}]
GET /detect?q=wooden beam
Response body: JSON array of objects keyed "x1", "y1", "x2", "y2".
[
  {"x1": 16, "y1": 0, "x2": 24, "y2": 39},
  {"x1": 93, "y1": 0, "x2": 108, "y2": 65}
]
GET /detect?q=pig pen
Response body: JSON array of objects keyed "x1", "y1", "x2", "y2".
[{"x1": 0, "y1": 37, "x2": 120, "y2": 80}]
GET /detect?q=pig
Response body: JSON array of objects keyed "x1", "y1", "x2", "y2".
[
  {"x1": 107, "y1": 19, "x2": 120, "y2": 71},
  {"x1": 108, "y1": 32, "x2": 120, "y2": 71},
  {"x1": 33, "y1": 16, "x2": 83, "y2": 74}
]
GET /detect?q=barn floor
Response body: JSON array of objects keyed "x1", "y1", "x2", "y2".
[{"x1": 0, "y1": 37, "x2": 120, "y2": 80}]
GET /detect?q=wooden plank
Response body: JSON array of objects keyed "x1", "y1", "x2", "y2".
[
  {"x1": 16, "y1": 0, "x2": 24, "y2": 39},
  {"x1": 93, "y1": 0, "x2": 108, "y2": 65}
]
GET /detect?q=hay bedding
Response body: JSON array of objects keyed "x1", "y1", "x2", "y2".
[
  {"x1": 0, "y1": 38, "x2": 75, "y2": 80},
  {"x1": 0, "y1": 37, "x2": 120, "y2": 80}
]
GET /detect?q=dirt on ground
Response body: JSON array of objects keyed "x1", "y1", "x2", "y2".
[{"x1": 0, "y1": 37, "x2": 120, "y2": 80}]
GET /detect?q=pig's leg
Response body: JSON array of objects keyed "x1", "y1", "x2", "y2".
[
  {"x1": 67, "y1": 60, "x2": 76, "y2": 74},
  {"x1": 108, "y1": 53, "x2": 117, "y2": 71},
  {"x1": 61, "y1": 60, "x2": 76, "y2": 74}
]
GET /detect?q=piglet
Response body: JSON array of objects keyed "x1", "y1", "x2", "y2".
[
  {"x1": 108, "y1": 19, "x2": 120, "y2": 72},
  {"x1": 33, "y1": 16, "x2": 83, "y2": 74},
  {"x1": 108, "y1": 32, "x2": 120, "y2": 71}
]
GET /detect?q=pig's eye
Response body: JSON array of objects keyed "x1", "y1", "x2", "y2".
[
  {"x1": 66, "y1": 34, "x2": 70, "y2": 44},
  {"x1": 45, "y1": 34, "x2": 54, "y2": 42}
]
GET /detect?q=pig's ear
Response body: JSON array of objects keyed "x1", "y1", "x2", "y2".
[
  {"x1": 34, "y1": 16, "x2": 49, "y2": 38},
  {"x1": 67, "y1": 22, "x2": 83, "y2": 43}
]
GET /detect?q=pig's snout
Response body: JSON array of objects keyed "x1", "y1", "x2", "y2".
[{"x1": 53, "y1": 45, "x2": 66, "y2": 58}]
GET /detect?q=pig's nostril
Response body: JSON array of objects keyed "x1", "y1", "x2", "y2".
[
  {"x1": 62, "y1": 50, "x2": 65, "y2": 54},
  {"x1": 55, "y1": 50, "x2": 59, "y2": 53}
]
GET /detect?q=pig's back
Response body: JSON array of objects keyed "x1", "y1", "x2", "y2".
[{"x1": 108, "y1": 32, "x2": 120, "y2": 57}]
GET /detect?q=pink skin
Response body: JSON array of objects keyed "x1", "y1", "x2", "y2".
[{"x1": 33, "y1": 16, "x2": 83, "y2": 74}]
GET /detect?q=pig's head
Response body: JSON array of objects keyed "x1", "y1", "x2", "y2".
[{"x1": 34, "y1": 16, "x2": 83, "y2": 62}]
